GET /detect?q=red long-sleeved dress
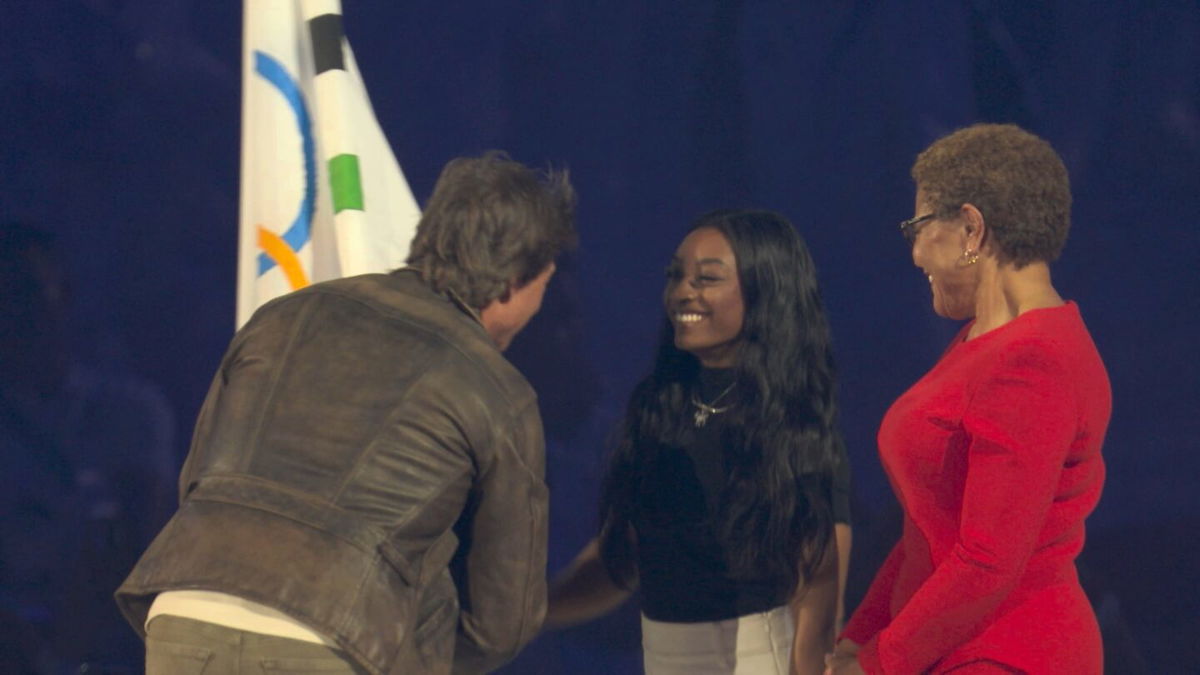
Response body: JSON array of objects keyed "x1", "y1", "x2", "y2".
[{"x1": 844, "y1": 302, "x2": 1110, "y2": 674}]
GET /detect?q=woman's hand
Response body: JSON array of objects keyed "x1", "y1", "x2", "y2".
[{"x1": 823, "y1": 639, "x2": 863, "y2": 675}]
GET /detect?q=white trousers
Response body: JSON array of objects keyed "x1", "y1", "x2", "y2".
[{"x1": 641, "y1": 605, "x2": 793, "y2": 674}]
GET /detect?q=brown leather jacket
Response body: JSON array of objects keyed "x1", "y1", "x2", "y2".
[{"x1": 115, "y1": 270, "x2": 548, "y2": 674}]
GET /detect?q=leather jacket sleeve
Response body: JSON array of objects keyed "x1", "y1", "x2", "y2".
[{"x1": 451, "y1": 398, "x2": 549, "y2": 674}]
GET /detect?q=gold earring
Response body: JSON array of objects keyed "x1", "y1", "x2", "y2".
[{"x1": 961, "y1": 249, "x2": 979, "y2": 265}]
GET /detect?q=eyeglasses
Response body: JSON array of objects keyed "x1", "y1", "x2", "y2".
[{"x1": 899, "y1": 213, "x2": 936, "y2": 244}]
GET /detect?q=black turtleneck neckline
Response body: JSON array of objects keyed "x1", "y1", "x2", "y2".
[{"x1": 696, "y1": 366, "x2": 736, "y2": 403}]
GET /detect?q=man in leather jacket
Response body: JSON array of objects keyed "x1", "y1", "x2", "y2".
[{"x1": 116, "y1": 152, "x2": 576, "y2": 674}]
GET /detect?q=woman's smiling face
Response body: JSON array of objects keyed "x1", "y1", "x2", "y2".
[
  {"x1": 664, "y1": 226, "x2": 745, "y2": 368},
  {"x1": 911, "y1": 189, "x2": 979, "y2": 320}
]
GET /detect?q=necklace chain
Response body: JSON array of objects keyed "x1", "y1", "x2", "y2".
[{"x1": 690, "y1": 382, "x2": 735, "y2": 427}]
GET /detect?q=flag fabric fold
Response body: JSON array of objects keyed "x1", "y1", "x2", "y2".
[{"x1": 237, "y1": 0, "x2": 421, "y2": 327}]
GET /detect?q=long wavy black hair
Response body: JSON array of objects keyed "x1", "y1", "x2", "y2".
[{"x1": 598, "y1": 209, "x2": 840, "y2": 594}]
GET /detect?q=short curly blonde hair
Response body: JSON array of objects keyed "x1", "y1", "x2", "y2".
[{"x1": 912, "y1": 123, "x2": 1070, "y2": 268}]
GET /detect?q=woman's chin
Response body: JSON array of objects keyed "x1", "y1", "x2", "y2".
[{"x1": 931, "y1": 290, "x2": 972, "y2": 321}]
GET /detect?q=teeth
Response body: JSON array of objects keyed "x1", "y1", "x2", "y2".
[{"x1": 676, "y1": 313, "x2": 703, "y2": 323}]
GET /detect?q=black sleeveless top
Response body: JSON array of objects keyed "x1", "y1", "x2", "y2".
[{"x1": 632, "y1": 367, "x2": 852, "y2": 622}]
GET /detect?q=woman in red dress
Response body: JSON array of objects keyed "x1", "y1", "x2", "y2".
[{"x1": 827, "y1": 124, "x2": 1110, "y2": 675}]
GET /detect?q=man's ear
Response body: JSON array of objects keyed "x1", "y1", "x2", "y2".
[{"x1": 496, "y1": 284, "x2": 513, "y2": 304}]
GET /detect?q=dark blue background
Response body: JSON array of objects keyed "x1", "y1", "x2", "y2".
[{"x1": 3, "y1": 2, "x2": 1197, "y2": 672}]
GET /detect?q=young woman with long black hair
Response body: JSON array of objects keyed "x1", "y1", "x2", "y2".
[{"x1": 546, "y1": 209, "x2": 852, "y2": 674}]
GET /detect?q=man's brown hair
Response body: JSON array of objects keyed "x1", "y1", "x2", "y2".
[{"x1": 406, "y1": 151, "x2": 577, "y2": 307}]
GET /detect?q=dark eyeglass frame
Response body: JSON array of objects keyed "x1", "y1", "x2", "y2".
[{"x1": 899, "y1": 213, "x2": 937, "y2": 244}]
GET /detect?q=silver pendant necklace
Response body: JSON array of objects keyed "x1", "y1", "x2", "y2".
[{"x1": 690, "y1": 382, "x2": 735, "y2": 427}]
